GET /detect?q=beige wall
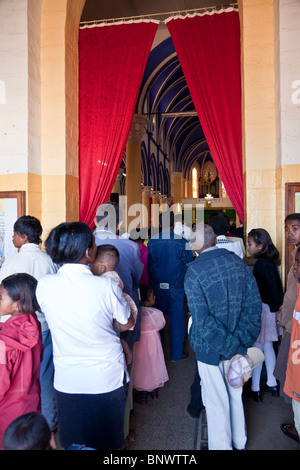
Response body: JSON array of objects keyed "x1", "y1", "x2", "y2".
[
  {"x1": 239, "y1": 0, "x2": 300, "y2": 272},
  {"x1": 0, "y1": 0, "x2": 85, "y2": 240},
  {"x1": 41, "y1": 0, "x2": 85, "y2": 233},
  {"x1": 239, "y1": 0, "x2": 278, "y2": 238}
]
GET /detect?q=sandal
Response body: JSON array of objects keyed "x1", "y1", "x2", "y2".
[{"x1": 281, "y1": 424, "x2": 300, "y2": 442}]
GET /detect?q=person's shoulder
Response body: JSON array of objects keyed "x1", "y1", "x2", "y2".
[
  {"x1": 0, "y1": 252, "x2": 19, "y2": 267},
  {"x1": 118, "y1": 237, "x2": 141, "y2": 257}
]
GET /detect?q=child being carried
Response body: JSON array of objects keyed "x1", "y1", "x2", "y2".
[{"x1": 90, "y1": 244, "x2": 138, "y2": 365}]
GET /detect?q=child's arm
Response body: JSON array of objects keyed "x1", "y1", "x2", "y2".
[
  {"x1": 115, "y1": 313, "x2": 135, "y2": 332},
  {"x1": 120, "y1": 339, "x2": 133, "y2": 365}
]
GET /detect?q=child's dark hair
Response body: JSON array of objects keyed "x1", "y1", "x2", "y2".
[
  {"x1": 3, "y1": 412, "x2": 52, "y2": 450},
  {"x1": 208, "y1": 212, "x2": 229, "y2": 236},
  {"x1": 140, "y1": 284, "x2": 154, "y2": 303},
  {"x1": 1, "y1": 273, "x2": 40, "y2": 314},
  {"x1": 13, "y1": 215, "x2": 43, "y2": 245},
  {"x1": 96, "y1": 244, "x2": 119, "y2": 267},
  {"x1": 248, "y1": 228, "x2": 279, "y2": 263},
  {"x1": 45, "y1": 222, "x2": 94, "y2": 265},
  {"x1": 285, "y1": 213, "x2": 300, "y2": 224},
  {"x1": 159, "y1": 210, "x2": 175, "y2": 230},
  {"x1": 95, "y1": 202, "x2": 122, "y2": 229}
]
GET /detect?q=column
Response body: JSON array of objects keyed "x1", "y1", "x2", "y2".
[
  {"x1": 112, "y1": 168, "x2": 124, "y2": 195},
  {"x1": 41, "y1": 0, "x2": 85, "y2": 232},
  {"x1": 126, "y1": 114, "x2": 148, "y2": 230},
  {"x1": 142, "y1": 185, "x2": 151, "y2": 230},
  {"x1": 150, "y1": 190, "x2": 160, "y2": 229},
  {"x1": 239, "y1": 0, "x2": 277, "y2": 242},
  {"x1": 172, "y1": 171, "x2": 183, "y2": 216}
]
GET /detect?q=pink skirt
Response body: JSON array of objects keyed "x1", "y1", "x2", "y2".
[
  {"x1": 256, "y1": 302, "x2": 282, "y2": 344},
  {"x1": 132, "y1": 307, "x2": 169, "y2": 392}
]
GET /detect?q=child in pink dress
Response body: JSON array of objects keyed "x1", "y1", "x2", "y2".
[{"x1": 132, "y1": 285, "x2": 169, "y2": 404}]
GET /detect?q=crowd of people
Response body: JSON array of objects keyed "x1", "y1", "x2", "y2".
[{"x1": 0, "y1": 204, "x2": 299, "y2": 451}]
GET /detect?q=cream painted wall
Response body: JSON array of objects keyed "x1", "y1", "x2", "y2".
[
  {"x1": 0, "y1": 0, "x2": 28, "y2": 175},
  {"x1": 275, "y1": 0, "x2": 300, "y2": 271},
  {"x1": 239, "y1": 0, "x2": 278, "y2": 248},
  {"x1": 41, "y1": 0, "x2": 85, "y2": 231},
  {"x1": 0, "y1": 0, "x2": 85, "y2": 237},
  {"x1": 240, "y1": 0, "x2": 300, "y2": 275},
  {"x1": 277, "y1": 0, "x2": 300, "y2": 167}
]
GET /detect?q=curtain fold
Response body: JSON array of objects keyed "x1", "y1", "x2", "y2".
[
  {"x1": 166, "y1": 10, "x2": 244, "y2": 223},
  {"x1": 79, "y1": 21, "x2": 158, "y2": 228}
]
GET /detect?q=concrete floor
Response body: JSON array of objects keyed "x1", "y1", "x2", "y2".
[{"x1": 129, "y1": 342, "x2": 300, "y2": 451}]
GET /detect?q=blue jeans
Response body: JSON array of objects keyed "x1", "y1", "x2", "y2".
[
  {"x1": 40, "y1": 330, "x2": 57, "y2": 429},
  {"x1": 153, "y1": 285, "x2": 186, "y2": 361}
]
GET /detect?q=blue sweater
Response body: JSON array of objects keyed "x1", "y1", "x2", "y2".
[{"x1": 184, "y1": 248, "x2": 262, "y2": 365}]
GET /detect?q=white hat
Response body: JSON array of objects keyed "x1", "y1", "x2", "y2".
[{"x1": 226, "y1": 347, "x2": 265, "y2": 388}]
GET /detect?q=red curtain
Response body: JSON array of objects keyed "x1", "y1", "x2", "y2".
[
  {"x1": 166, "y1": 10, "x2": 244, "y2": 223},
  {"x1": 79, "y1": 21, "x2": 158, "y2": 228}
]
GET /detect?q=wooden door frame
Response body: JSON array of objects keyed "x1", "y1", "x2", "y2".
[{"x1": 285, "y1": 182, "x2": 300, "y2": 288}]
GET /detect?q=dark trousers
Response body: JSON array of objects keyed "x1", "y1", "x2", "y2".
[
  {"x1": 55, "y1": 381, "x2": 128, "y2": 450},
  {"x1": 188, "y1": 362, "x2": 204, "y2": 417},
  {"x1": 154, "y1": 285, "x2": 186, "y2": 361}
]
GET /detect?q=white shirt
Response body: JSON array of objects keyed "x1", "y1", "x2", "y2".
[
  {"x1": 216, "y1": 235, "x2": 244, "y2": 259},
  {"x1": 0, "y1": 243, "x2": 57, "y2": 329},
  {"x1": 36, "y1": 263, "x2": 131, "y2": 394}
]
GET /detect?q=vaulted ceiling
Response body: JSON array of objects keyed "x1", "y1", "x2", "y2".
[
  {"x1": 81, "y1": 0, "x2": 225, "y2": 183},
  {"x1": 136, "y1": 36, "x2": 211, "y2": 180}
]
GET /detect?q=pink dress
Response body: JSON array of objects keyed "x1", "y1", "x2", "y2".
[{"x1": 133, "y1": 306, "x2": 169, "y2": 392}]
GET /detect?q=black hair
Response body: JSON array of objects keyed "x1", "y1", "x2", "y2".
[
  {"x1": 208, "y1": 212, "x2": 229, "y2": 236},
  {"x1": 159, "y1": 210, "x2": 175, "y2": 229},
  {"x1": 140, "y1": 284, "x2": 154, "y2": 303},
  {"x1": 45, "y1": 222, "x2": 94, "y2": 265},
  {"x1": 248, "y1": 228, "x2": 279, "y2": 263},
  {"x1": 1, "y1": 273, "x2": 40, "y2": 315},
  {"x1": 95, "y1": 202, "x2": 122, "y2": 229},
  {"x1": 285, "y1": 213, "x2": 300, "y2": 223},
  {"x1": 13, "y1": 215, "x2": 42, "y2": 245},
  {"x1": 3, "y1": 412, "x2": 52, "y2": 450},
  {"x1": 95, "y1": 244, "x2": 119, "y2": 269}
]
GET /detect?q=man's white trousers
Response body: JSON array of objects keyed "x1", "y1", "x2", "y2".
[{"x1": 197, "y1": 360, "x2": 247, "y2": 450}]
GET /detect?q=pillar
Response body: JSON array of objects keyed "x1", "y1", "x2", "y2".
[
  {"x1": 150, "y1": 190, "x2": 160, "y2": 228},
  {"x1": 239, "y1": 0, "x2": 278, "y2": 244},
  {"x1": 41, "y1": 0, "x2": 85, "y2": 233},
  {"x1": 172, "y1": 171, "x2": 183, "y2": 216},
  {"x1": 112, "y1": 168, "x2": 124, "y2": 195},
  {"x1": 126, "y1": 114, "x2": 148, "y2": 229},
  {"x1": 0, "y1": 0, "x2": 42, "y2": 218},
  {"x1": 187, "y1": 179, "x2": 193, "y2": 199},
  {"x1": 142, "y1": 185, "x2": 151, "y2": 230}
]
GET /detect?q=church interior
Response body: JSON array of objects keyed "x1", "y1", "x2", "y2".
[{"x1": 0, "y1": 0, "x2": 299, "y2": 280}]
